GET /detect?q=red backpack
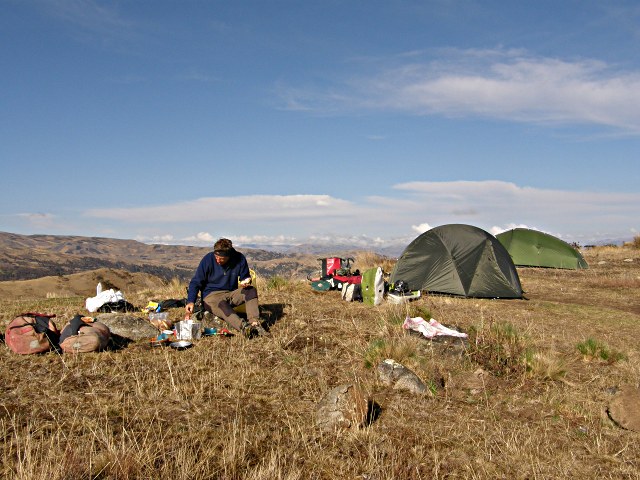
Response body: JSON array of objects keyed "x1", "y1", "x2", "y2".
[{"x1": 5, "y1": 313, "x2": 60, "y2": 355}]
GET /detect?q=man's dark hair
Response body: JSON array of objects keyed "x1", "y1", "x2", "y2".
[{"x1": 214, "y1": 238, "x2": 233, "y2": 254}]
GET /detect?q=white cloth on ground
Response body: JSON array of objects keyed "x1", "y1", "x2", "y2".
[
  {"x1": 403, "y1": 316, "x2": 468, "y2": 339},
  {"x1": 85, "y1": 288, "x2": 125, "y2": 313}
]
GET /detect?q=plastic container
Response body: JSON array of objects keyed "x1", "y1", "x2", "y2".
[
  {"x1": 387, "y1": 290, "x2": 422, "y2": 304},
  {"x1": 149, "y1": 312, "x2": 172, "y2": 330},
  {"x1": 174, "y1": 320, "x2": 202, "y2": 340},
  {"x1": 149, "y1": 312, "x2": 169, "y2": 322}
]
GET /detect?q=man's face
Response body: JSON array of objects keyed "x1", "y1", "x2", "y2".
[{"x1": 214, "y1": 253, "x2": 230, "y2": 266}]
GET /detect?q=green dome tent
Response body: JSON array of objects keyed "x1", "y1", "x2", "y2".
[
  {"x1": 496, "y1": 228, "x2": 588, "y2": 269},
  {"x1": 390, "y1": 224, "x2": 523, "y2": 298}
]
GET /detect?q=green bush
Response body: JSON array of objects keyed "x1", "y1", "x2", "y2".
[{"x1": 577, "y1": 338, "x2": 627, "y2": 363}]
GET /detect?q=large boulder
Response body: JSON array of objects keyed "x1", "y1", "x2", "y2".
[
  {"x1": 95, "y1": 313, "x2": 158, "y2": 341},
  {"x1": 607, "y1": 386, "x2": 640, "y2": 432}
]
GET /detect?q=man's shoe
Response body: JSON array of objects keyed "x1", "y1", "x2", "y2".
[
  {"x1": 252, "y1": 323, "x2": 269, "y2": 337},
  {"x1": 240, "y1": 321, "x2": 253, "y2": 338},
  {"x1": 243, "y1": 319, "x2": 269, "y2": 338}
]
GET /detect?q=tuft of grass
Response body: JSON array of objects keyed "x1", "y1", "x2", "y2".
[
  {"x1": 381, "y1": 303, "x2": 432, "y2": 327},
  {"x1": 136, "y1": 277, "x2": 183, "y2": 303},
  {"x1": 384, "y1": 307, "x2": 408, "y2": 326},
  {"x1": 354, "y1": 251, "x2": 396, "y2": 274},
  {"x1": 524, "y1": 349, "x2": 568, "y2": 381},
  {"x1": 467, "y1": 321, "x2": 529, "y2": 378},
  {"x1": 265, "y1": 276, "x2": 290, "y2": 291},
  {"x1": 363, "y1": 338, "x2": 387, "y2": 368},
  {"x1": 576, "y1": 338, "x2": 627, "y2": 364},
  {"x1": 45, "y1": 292, "x2": 70, "y2": 299},
  {"x1": 408, "y1": 304, "x2": 431, "y2": 320},
  {"x1": 362, "y1": 337, "x2": 418, "y2": 369}
]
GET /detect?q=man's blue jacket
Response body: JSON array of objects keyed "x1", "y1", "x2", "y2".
[{"x1": 187, "y1": 249, "x2": 250, "y2": 304}]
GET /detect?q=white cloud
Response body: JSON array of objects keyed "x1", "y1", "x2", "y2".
[
  {"x1": 308, "y1": 233, "x2": 389, "y2": 247},
  {"x1": 489, "y1": 224, "x2": 532, "y2": 236},
  {"x1": 411, "y1": 222, "x2": 432, "y2": 233},
  {"x1": 135, "y1": 233, "x2": 175, "y2": 244},
  {"x1": 183, "y1": 232, "x2": 215, "y2": 243},
  {"x1": 230, "y1": 234, "x2": 299, "y2": 245},
  {"x1": 281, "y1": 49, "x2": 640, "y2": 134},
  {"x1": 80, "y1": 181, "x2": 639, "y2": 247},
  {"x1": 85, "y1": 195, "x2": 357, "y2": 223},
  {"x1": 391, "y1": 180, "x2": 640, "y2": 241}
]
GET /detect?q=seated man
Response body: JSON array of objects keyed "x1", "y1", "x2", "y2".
[{"x1": 185, "y1": 238, "x2": 268, "y2": 337}]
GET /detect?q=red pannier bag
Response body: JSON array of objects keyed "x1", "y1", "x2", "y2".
[
  {"x1": 5, "y1": 313, "x2": 60, "y2": 355},
  {"x1": 321, "y1": 257, "x2": 344, "y2": 277},
  {"x1": 59, "y1": 316, "x2": 111, "y2": 353}
]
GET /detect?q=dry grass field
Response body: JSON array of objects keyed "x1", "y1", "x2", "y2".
[{"x1": 0, "y1": 246, "x2": 639, "y2": 479}]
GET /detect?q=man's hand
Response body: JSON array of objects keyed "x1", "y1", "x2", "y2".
[{"x1": 185, "y1": 302, "x2": 194, "y2": 318}]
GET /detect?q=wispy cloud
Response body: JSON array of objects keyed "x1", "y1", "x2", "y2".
[
  {"x1": 364, "y1": 134, "x2": 387, "y2": 141},
  {"x1": 85, "y1": 195, "x2": 358, "y2": 223},
  {"x1": 279, "y1": 48, "x2": 640, "y2": 134},
  {"x1": 82, "y1": 181, "x2": 640, "y2": 245},
  {"x1": 392, "y1": 180, "x2": 640, "y2": 241},
  {"x1": 14, "y1": 212, "x2": 57, "y2": 229},
  {"x1": 38, "y1": 0, "x2": 134, "y2": 36},
  {"x1": 107, "y1": 74, "x2": 147, "y2": 84},
  {"x1": 175, "y1": 71, "x2": 221, "y2": 83}
]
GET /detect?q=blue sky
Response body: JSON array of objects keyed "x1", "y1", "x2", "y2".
[{"x1": 1, "y1": 0, "x2": 639, "y2": 251}]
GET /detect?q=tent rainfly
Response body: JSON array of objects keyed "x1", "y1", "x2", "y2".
[
  {"x1": 390, "y1": 224, "x2": 523, "y2": 299},
  {"x1": 496, "y1": 228, "x2": 588, "y2": 269}
]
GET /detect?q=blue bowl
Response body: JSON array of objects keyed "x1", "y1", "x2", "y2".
[{"x1": 203, "y1": 327, "x2": 217, "y2": 336}]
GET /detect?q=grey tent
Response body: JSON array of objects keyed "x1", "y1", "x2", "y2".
[
  {"x1": 390, "y1": 224, "x2": 523, "y2": 298},
  {"x1": 496, "y1": 228, "x2": 588, "y2": 269}
]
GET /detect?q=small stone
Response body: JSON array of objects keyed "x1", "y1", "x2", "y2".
[
  {"x1": 377, "y1": 359, "x2": 428, "y2": 395},
  {"x1": 316, "y1": 384, "x2": 368, "y2": 432}
]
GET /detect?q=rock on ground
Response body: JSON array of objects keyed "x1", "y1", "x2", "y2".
[
  {"x1": 377, "y1": 359, "x2": 428, "y2": 395},
  {"x1": 95, "y1": 313, "x2": 158, "y2": 341},
  {"x1": 607, "y1": 386, "x2": 640, "y2": 432},
  {"x1": 316, "y1": 383, "x2": 368, "y2": 432}
]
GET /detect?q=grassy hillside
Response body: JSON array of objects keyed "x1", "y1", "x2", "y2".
[
  {"x1": 0, "y1": 232, "x2": 322, "y2": 282},
  {"x1": 0, "y1": 246, "x2": 639, "y2": 479}
]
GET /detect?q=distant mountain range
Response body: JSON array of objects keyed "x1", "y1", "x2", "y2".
[
  {"x1": 0, "y1": 231, "x2": 378, "y2": 282},
  {"x1": 236, "y1": 241, "x2": 405, "y2": 257},
  {"x1": 2, "y1": 230, "x2": 625, "y2": 284}
]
